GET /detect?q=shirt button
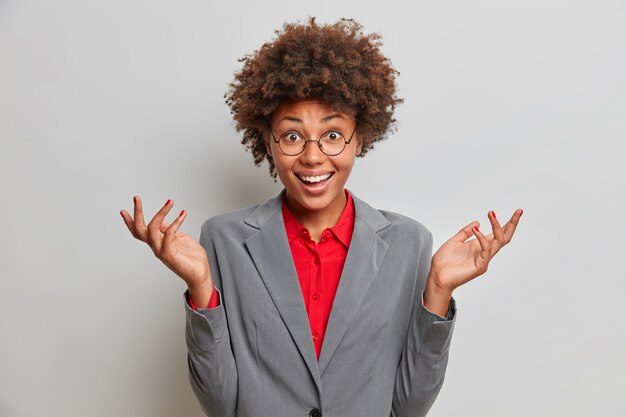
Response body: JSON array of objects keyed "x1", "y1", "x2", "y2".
[
  {"x1": 313, "y1": 258, "x2": 320, "y2": 265},
  {"x1": 312, "y1": 332, "x2": 319, "y2": 341},
  {"x1": 322, "y1": 231, "x2": 330, "y2": 239},
  {"x1": 312, "y1": 292, "x2": 320, "y2": 300}
]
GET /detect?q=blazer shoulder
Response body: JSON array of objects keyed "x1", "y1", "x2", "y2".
[
  {"x1": 376, "y1": 208, "x2": 433, "y2": 245},
  {"x1": 200, "y1": 203, "x2": 259, "y2": 240}
]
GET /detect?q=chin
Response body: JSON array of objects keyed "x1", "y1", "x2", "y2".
[{"x1": 290, "y1": 186, "x2": 343, "y2": 211}]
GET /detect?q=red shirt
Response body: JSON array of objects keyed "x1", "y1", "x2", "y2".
[{"x1": 188, "y1": 189, "x2": 355, "y2": 360}]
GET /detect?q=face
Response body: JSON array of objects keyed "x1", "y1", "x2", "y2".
[{"x1": 265, "y1": 98, "x2": 363, "y2": 216}]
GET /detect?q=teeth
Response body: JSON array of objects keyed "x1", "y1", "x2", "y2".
[{"x1": 298, "y1": 173, "x2": 332, "y2": 183}]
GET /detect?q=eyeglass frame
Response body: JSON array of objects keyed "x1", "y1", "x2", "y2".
[{"x1": 263, "y1": 117, "x2": 359, "y2": 157}]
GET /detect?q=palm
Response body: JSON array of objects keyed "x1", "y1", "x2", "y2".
[
  {"x1": 430, "y1": 209, "x2": 523, "y2": 292},
  {"x1": 156, "y1": 224, "x2": 210, "y2": 286},
  {"x1": 120, "y1": 196, "x2": 211, "y2": 288}
]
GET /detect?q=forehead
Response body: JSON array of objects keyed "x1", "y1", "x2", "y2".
[{"x1": 270, "y1": 98, "x2": 354, "y2": 124}]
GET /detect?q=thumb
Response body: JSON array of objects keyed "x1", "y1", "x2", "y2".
[{"x1": 450, "y1": 220, "x2": 480, "y2": 243}]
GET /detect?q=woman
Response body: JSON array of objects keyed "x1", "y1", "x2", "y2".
[{"x1": 120, "y1": 17, "x2": 522, "y2": 417}]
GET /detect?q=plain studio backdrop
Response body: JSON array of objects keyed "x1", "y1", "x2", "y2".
[{"x1": 1, "y1": 0, "x2": 624, "y2": 416}]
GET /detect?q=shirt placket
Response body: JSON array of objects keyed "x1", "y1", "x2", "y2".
[
  {"x1": 313, "y1": 241, "x2": 323, "y2": 350},
  {"x1": 302, "y1": 229, "x2": 329, "y2": 352}
]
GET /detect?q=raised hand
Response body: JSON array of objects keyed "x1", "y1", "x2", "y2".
[
  {"x1": 120, "y1": 196, "x2": 212, "y2": 291},
  {"x1": 429, "y1": 209, "x2": 524, "y2": 293}
]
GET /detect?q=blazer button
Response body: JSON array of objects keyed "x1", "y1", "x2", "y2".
[{"x1": 309, "y1": 408, "x2": 321, "y2": 417}]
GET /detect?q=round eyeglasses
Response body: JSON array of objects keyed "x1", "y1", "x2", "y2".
[{"x1": 265, "y1": 119, "x2": 358, "y2": 156}]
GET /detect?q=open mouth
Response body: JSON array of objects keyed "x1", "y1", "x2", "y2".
[{"x1": 296, "y1": 172, "x2": 334, "y2": 185}]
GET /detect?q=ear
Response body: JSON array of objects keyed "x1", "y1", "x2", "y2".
[
  {"x1": 264, "y1": 136, "x2": 272, "y2": 157},
  {"x1": 354, "y1": 135, "x2": 364, "y2": 156}
]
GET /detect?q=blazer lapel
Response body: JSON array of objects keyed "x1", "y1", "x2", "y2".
[
  {"x1": 243, "y1": 188, "x2": 392, "y2": 390},
  {"x1": 244, "y1": 188, "x2": 323, "y2": 393},
  {"x1": 317, "y1": 190, "x2": 390, "y2": 375}
]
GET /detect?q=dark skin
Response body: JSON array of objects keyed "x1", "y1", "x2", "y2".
[
  {"x1": 424, "y1": 210, "x2": 523, "y2": 315},
  {"x1": 120, "y1": 196, "x2": 214, "y2": 307}
]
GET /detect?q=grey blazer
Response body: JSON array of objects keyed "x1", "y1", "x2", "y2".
[{"x1": 183, "y1": 188, "x2": 457, "y2": 417}]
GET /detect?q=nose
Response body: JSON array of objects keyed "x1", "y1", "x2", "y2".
[{"x1": 298, "y1": 139, "x2": 326, "y2": 164}]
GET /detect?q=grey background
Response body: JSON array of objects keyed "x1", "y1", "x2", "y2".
[{"x1": 1, "y1": 0, "x2": 624, "y2": 416}]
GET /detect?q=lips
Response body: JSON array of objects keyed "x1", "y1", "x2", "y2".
[{"x1": 293, "y1": 172, "x2": 334, "y2": 196}]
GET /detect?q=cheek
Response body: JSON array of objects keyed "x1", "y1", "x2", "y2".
[
  {"x1": 272, "y1": 155, "x2": 293, "y2": 177},
  {"x1": 336, "y1": 156, "x2": 356, "y2": 173}
]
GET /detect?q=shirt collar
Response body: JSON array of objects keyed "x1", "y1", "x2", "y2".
[{"x1": 282, "y1": 188, "x2": 355, "y2": 248}]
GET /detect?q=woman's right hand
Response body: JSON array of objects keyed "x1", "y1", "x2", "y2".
[{"x1": 120, "y1": 196, "x2": 213, "y2": 291}]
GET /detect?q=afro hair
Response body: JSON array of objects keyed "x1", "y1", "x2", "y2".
[{"x1": 224, "y1": 16, "x2": 403, "y2": 179}]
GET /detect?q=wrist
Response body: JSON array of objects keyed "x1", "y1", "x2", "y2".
[
  {"x1": 188, "y1": 276, "x2": 212, "y2": 292},
  {"x1": 423, "y1": 272, "x2": 453, "y2": 317},
  {"x1": 187, "y1": 277, "x2": 214, "y2": 308},
  {"x1": 427, "y1": 269, "x2": 454, "y2": 294}
]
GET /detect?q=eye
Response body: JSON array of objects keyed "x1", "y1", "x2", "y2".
[
  {"x1": 281, "y1": 131, "x2": 303, "y2": 143},
  {"x1": 323, "y1": 131, "x2": 344, "y2": 141}
]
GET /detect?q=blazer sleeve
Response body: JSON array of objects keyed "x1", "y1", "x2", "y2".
[
  {"x1": 391, "y1": 231, "x2": 457, "y2": 417},
  {"x1": 183, "y1": 219, "x2": 238, "y2": 417}
]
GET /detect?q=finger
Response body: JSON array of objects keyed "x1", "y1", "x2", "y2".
[
  {"x1": 160, "y1": 218, "x2": 185, "y2": 237},
  {"x1": 488, "y1": 210, "x2": 505, "y2": 254},
  {"x1": 501, "y1": 208, "x2": 524, "y2": 244},
  {"x1": 471, "y1": 225, "x2": 491, "y2": 272},
  {"x1": 159, "y1": 219, "x2": 171, "y2": 234},
  {"x1": 147, "y1": 198, "x2": 174, "y2": 254},
  {"x1": 450, "y1": 220, "x2": 481, "y2": 243},
  {"x1": 120, "y1": 209, "x2": 141, "y2": 240},
  {"x1": 162, "y1": 209, "x2": 186, "y2": 256},
  {"x1": 133, "y1": 195, "x2": 149, "y2": 241}
]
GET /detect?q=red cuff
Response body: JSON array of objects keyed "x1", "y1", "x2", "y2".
[
  {"x1": 207, "y1": 285, "x2": 220, "y2": 308},
  {"x1": 188, "y1": 283, "x2": 220, "y2": 310}
]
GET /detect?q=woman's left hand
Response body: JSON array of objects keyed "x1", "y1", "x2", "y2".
[{"x1": 429, "y1": 209, "x2": 524, "y2": 293}]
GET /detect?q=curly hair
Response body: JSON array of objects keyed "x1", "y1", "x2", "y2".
[{"x1": 224, "y1": 16, "x2": 403, "y2": 179}]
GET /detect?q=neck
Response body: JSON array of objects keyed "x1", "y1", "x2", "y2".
[{"x1": 285, "y1": 190, "x2": 347, "y2": 239}]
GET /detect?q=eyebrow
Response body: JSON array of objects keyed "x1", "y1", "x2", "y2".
[{"x1": 278, "y1": 113, "x2": 346, "y2": 123}]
